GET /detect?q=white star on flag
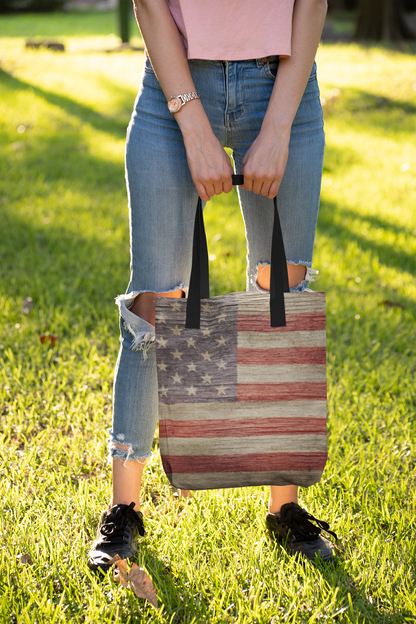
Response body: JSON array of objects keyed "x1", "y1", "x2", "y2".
[
  {"x1": 157, "y1": 361, "x2": 167, "y2": 371},
  {"x1": 187, "y1": 362, "x2": 197, "y2": 372},
  {"x1": 171, "y1": 372, "x2": 183, "y2": 384},
  {"x1": 186, "y1": 386, "x2": 197, "y2": 396},
  {"x1": 216, "y1": 385, "x2": 226, "y2": 395},
  {"x1": 187, "y1": 337, "x2": 196, "y2": 348},
  {"x1": 172, "y1": 326, "x2": 182, "y2": 335},
  {"x1": 216, "y1": 336, "x2": 227, "y2": 346},
  {"x1": 157, "y1": 337, "x2": 168, "y2": 348},
  {"x1": 202, "y1": 351, "x2": 211, "y2": 361},
  {"x1": 172, "y1": 349, "x2": 183, "y2": 360},
  {"x1": 216, "y1": 359, "x2": 227, "y2": 370}
]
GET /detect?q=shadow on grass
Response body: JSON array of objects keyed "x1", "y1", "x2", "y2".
[
  {"x1": 0, "y1": 62, "x2": 132, "y2": 313},
  {"x1": 261, "y1": 540, "x2": 411, "y2": 623},
  {"x1": 318, "y1": 561, "x2": 413, "y2": 624},
  {"x1": 323, "y1": 142, "x2": 364, "y2": 174},
  {"x1": 0, "y1": 69, "x2": 132, "y2": 139},
  {"x1": 0, "y1": 68, "x2": 134, "y2": 196},
  {"x1": 323, "y1": 87, "x2": 416, "y2": 133},
  {"x1": 0, "y1": 206, "x2": 129, "y2": 317},
  {"x1": 318, "y1": 199, "x2": 416, "y2": 284}
]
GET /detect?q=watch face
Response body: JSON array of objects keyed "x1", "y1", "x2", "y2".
[{"x1": 168, "y1": 97, "x2": 181, "y2": 113}]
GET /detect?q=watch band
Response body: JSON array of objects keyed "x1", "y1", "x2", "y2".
[
  {"x1": 168, "y1": 92, "x2": 200, "y2": 114},
  {"x1": 177, "y1": 92, "x2": 200, "y2": 106}
]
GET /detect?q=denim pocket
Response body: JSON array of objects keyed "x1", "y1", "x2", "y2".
[{"x1": 263, "y1": 56, "x2": 280, "y2": 81}]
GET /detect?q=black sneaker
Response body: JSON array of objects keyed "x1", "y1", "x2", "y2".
[
  {"x1": 88, "y1": 502, "x2": 146, "y2": 573},
  {"x1": 266, "y1": 502, "x2": 338, "y2": 564}
]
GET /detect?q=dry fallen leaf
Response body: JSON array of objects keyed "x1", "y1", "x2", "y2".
[
  {"x1": 110, "y1": 555, "x2": 129, "y2": 588},
  {"x1": 128, "y1": 564, "x2": 158, "y2": 608},
  {"x1": 110, "y1": 555, "x2": 158, "y2": 609},
  {"x1": 39, "y1": 333, "x2": 58, "y2": 346},
  {"x1": 16, "y1": 553, "x2": 32, "y2": 565}
]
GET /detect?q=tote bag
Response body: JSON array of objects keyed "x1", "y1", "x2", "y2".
[{"x1": 155, "y1": 176, "x2": 327, "y2": 490}]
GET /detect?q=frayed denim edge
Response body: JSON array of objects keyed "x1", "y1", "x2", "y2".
[
  {"x1": 116, "y1": 287, "x2": 188, "y2": 359},
  {"x1": 108, "y1": 432, "x2": 153, "y2": 467}
]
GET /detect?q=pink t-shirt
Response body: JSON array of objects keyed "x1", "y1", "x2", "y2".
[{"x1": 168, "y1": 0, "x2": 295, "y2": 61}]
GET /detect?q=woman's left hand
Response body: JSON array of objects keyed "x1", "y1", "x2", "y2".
[{"x1": 241, "y1": 123, "x2": 291, "y2": 199}]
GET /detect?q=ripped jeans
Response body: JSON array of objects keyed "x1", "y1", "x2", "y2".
[{"x1": 108, "y1": 56, "x2": 325, "y2": 461}]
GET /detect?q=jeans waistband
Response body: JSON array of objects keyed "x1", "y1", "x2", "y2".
[
  {"x1": 255, "y1": 55, "x2": 280, "y2": 68},
  {"x1": 187, "y1": 56, "x2": 280, "y2": 69}
]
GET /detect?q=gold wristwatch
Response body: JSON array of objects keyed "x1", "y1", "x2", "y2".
[{"x1": 168, "y1": 92, "x2": 200, "y2": 114}]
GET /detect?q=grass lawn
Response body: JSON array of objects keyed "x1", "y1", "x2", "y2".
[{"x1": 1, "y1": 11, "x2": 416, "y2": 624}]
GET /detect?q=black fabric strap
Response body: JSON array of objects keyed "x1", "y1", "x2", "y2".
[
  {"x1": 270, "y1": 196, "x2": 290, "y2": 326},
  {"x1": 185, "y1": 178, "x2": 289, "y2": 329},
  {"x1": 232, "y1": 174, "x2": 244, "y2": 186},
  {"x1": 186, "y1": 197, "x2": 210, "y2": 329}
]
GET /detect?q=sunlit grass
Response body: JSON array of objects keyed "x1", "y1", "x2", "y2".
[{"x1": 0, "y1": 18, "x2": 415, "y2": 623}]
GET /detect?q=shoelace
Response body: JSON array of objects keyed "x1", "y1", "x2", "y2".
[
  {"x1": 280, "y1": 504, "x2": 338, "y2": 543},
  {"x1": 100, "y1": 502, "x2": 145, "y2": 545}
]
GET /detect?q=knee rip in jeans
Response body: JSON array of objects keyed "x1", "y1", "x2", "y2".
[
  {"x1": 251, "y1": 262, "x2": 318, "y2": 293},
  {"x1": 115, "y1": 287, "x2": 187, "y2": 359},
  {"x1": 116, "y1": 292, "x2": 156, "y2": 360}
]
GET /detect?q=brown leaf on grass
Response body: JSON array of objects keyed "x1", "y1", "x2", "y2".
[
  {"x1": 16, "y1": 553, "x2": 32, "y2": 565},
  {"x1": 39, "y1": 333, "x2": 58, "y2": 346},
  {"x1": 128, "y1": 563, "x2": 158, "y2": 608},
  {"x1": 110, "y1": 555, "x2": 158, "y2": 609},
  {"x1": 109, "y1": 554, "x2": 129, "y2": 588}
]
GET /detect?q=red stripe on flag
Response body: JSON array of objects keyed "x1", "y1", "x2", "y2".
[
  {"x1": 162, "y1": 452, "x2": 328, "y2": 474},
  {"x1": 237, "y1": 347, "x2": 326, "y2": 366},
  {"x1": 159, "y1": 417, "x2": 327, "y2": 438},
  {"x1": 237, "y1": 382, "x2": 327, "y2": 402},
  {"x1": 238, "y1": 312, "x2": 325, "y2": 332}
]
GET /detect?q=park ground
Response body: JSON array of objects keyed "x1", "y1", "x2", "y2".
[{"x1": 0, "y1": 11, "x2": 416, "y2": 624}]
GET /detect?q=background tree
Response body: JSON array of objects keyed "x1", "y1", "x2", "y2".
[
  {"x1": 327, "y1": 0, "x2": 353, "y2": 12},
  {"x1": 355, "y1": 0, "x2": 416, "y2": 40}
]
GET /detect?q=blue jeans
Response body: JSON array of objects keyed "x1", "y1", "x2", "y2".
[{"x1": 109, "y1": 56, "x2": 325, "y2": 461}]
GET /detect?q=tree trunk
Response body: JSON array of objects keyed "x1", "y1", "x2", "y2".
[
  {"x1": 327, "y1": 0, "x2": 347, "y2": 12},
  {"x1": 355, "y1": 0, "x2": 416, "y2": 40}
]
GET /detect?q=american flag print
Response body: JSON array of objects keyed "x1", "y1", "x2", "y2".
[{"x1": 155, "y1": 291, "x2": 327, "y2": 490}]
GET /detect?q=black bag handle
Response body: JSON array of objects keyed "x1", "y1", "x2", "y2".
[{"x1": 185, "y1": 174, "x2": 289, "y2": 328}]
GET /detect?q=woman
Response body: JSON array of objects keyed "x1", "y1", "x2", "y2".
[{"x1": 88, "y1": 0, "x2": 337, "y2": 572}]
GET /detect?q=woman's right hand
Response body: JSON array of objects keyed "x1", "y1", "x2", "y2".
[{"x1": 177, "y1": 103, "x2": 234, "y2": 201}]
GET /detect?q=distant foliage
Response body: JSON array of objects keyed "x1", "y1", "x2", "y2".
[
  {"x1": 0, "y1": 0, "x2": 65, "y2": 13},
  {"x1": 327, "y1": 0, "x2": 416, "y2": 11}
]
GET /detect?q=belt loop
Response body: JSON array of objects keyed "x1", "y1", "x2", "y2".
[{"x1": 256, "y1": 58, "x2": 265, "y2": 68}]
